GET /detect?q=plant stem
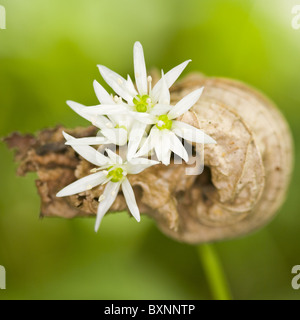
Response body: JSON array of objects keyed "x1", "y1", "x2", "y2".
[{"x1": 197, "y1": 243, "x2": 232, "y2": 300}]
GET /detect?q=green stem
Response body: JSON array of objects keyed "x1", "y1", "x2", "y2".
[{"x1": 197, "y1": 244, "x2": 232, "y2": 300}]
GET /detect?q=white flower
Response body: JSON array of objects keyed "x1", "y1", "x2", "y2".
[
  {"x1": 135, "y1": 80, "x2": 216, "y2": 165},
  {"x1": 56, "y1": 132, "x2": 159, "y2": 232},
  {"x1": 66, "y1": 82, "x2": 133, "y2": 146},
  {"x1": 97, "y1": 42, "x2": 191, "y2": 120},
  {"x1": 67, "y1": 41, "x2": 191, "y2": 159},
  {"x1": 65, "y1": 41, "x2": 216, "y2": 165}
]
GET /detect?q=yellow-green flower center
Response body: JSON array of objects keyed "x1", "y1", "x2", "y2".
[
  {"x1": 156, "y1": 115, "x2": 172, "y2": 130},
  {"x1": 133, "y1": 94, "x2": 150, "y2": 113},
  {"x1": 107, "y1": 167, "x2": 124, "y2": 182}
]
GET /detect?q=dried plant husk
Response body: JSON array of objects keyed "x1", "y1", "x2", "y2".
[{"x1": 5, "y1": 73, "x2": 293, "y2": 244}]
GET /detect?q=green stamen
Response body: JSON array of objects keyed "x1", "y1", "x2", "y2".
[
  {"x1": 136, "y1": 103, "x2": 147, "y2": 112},
  {"x1": 107, "y1": 167, "x2": 124, "y2": 183},
  {"x1": 156, "y1": 115, "x2": 173, "y2": 130},
  {"x1": 133, "y1": 94, "x2": 150, "y2": 113}
]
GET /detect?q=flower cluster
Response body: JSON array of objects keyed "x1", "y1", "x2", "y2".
[{"x1": 57, "y1": 42, "x2": 216, "y2": 232}]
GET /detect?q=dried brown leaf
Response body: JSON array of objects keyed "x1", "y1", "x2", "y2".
[{"x1": 5, "y1": 74, "x2": 293, "y2": 243}]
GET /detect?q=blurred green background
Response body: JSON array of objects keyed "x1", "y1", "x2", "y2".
[{"x1": 0, "y1": 0, "x2": 300, "y2": 300}]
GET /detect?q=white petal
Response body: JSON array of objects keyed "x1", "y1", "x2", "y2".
[
  {"x1": 95, "y1": 181, "x2": 121, "y2": 232},
  {"x1": 126, "y1": 158, "x2": 159, "y2": 174},
  {"x1": 149, "y1": 103, "x2": 172, "y2": 116},
  {"x1": 93, "y1": 80, "x2": 115, "y2": 104},
  {"x1": 169, "y1": 131, "x2": 189, "y2": 162},
  {"x1": 133, "y1": 41, "x2": 148, "y2": 95},
  {"x1": 122, "y1": 178, "x2": 140, "y2": 222},
  {"x1": 126, "y1": 75, "x2": 138, "y2": 96},
  {"x1": 108, "y1": 113, "x2": 133, "y2": 130},
  {"x1": 83, "y1": 117, "x2": 127, "y2": 146},
  {"x1": 105, "y1": 148, "x2": 123, "y2": 164},
  {"x1": 128, "y1": 111, "x2": 156, "y2": 125},
  {"x1": 66, "y1": 136, "x2": 109, "y2": 146},
  {"x1": 158, "y1": 71, "x2": 170, "y2": 105},
  {"x1": 67, "y1": 100, "x2": 95, "y2": 123},
  {"x1": 168, "y1": 87, "x2": 204, "y2": 120},
  {"x1": 94, "y1": 122, "x2": 120, "y2": 142},
  {"x1": 151, "y1": 60, "x2": 191, "y2": 102},
  {"x1": 127, "y1": 122, "x2": 147, "y2": 160},
  {"x1": 82, "y1": 105, "x2": 128, "y2": 116},
  {"x1": 152, "y1": 130, "x2": 172, "y2": 165},
  {"x1": 172, "y1": 121, "x2": 216, "y2": 144},
  {"x1": 160, "y1": 132, "x2": 171, "y2": 165},
  {"x1": 157, "y1": 148, "x2": 171, "y2": 166},
  {"x1": 154, "y1": 131, "x2": 163, "y2": 162},
  {"x1": 67, "y1": 101, "x2": 121, "y2": 128},
  {"x1": 112, "y1": 128, "x2": 128, "y2": 146},
  {"x1": 63, "y1": 132, "x2": 109, "y2": 166},
  {"x1": 99, "y1": 128, "x2": 128, "y2": 146},
  {"x1": 135, "y1": 126, "x2": 159, "y2": 157},
  {"x1": 89, "y1": 116, "x2": 116, "y2": 132},
  {"x1": 98, "y1": 65, "x2": 133, "y2": 103},
  {"x1": 56, "y1": 171, "x2": 107, "y2": 197},
  {"x1": 165, "y1": 149, "x2": 171, "y2": 164}
]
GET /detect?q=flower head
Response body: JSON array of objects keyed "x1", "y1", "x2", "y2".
[
  {"x1": 56, "y1": 132, "x2": 158, "y2": 232},
  {"x1": 66, "y1": 41, "x2": 193, "y2": 159},
  {"x1": 58, "y1": 41, "x2": 217, "y2": 232},
  {"x1": 135, "y1": 78, "x2": 216, "y2": 165},
  {"x1": 97, "y1": 42, "x2": 191, "y2": 117}
]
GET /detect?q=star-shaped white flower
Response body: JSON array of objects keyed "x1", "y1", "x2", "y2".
[
  {"x1": 67, "y1": 41, "x2": 191, "y2": 159},
  {"x1": 66, "y1": 81, "x2": 134, "y2": 147},
  {"x1": 56, "y1": 132, "x2": 159, "y2": 232},
  {"x1": 135, "y1": 79, "x2": 216, "y2": 165}
]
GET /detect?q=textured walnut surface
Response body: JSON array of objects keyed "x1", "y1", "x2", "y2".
[{"x1": 5, "y1": 74, "x2": 293, "y2": 244}]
